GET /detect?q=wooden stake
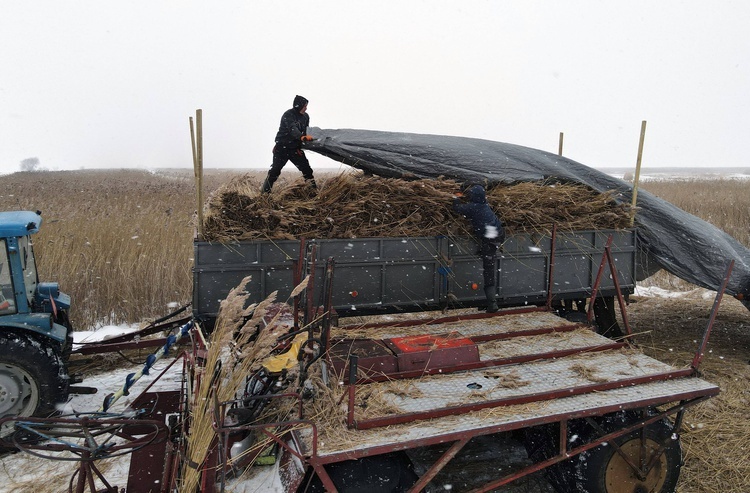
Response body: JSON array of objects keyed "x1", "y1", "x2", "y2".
[
  {"x1": 558, "y1": 132, "x2": 564, "y2": 156},
  {"x1": 630, "y1": 120, "x2": 647, "y2": 227},
  {"x1": 189, "y1": 117, "x2": 200, "y2": 238},
  {"x1": 196, "y1": 110, "x2": 204, "y2": 239}
]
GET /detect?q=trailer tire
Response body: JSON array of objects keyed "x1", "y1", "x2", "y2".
[
  {"x1": 574, "y1": 418, "x2": 682, "y2": 493},
  {"x1": 0, "y1": 332, "x2": 69, "y2": 438},
  {"x1": 525, "y1": 411, "x2": 681, "y2": 493}
]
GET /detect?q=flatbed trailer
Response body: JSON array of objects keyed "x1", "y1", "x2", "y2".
[
  {"x1": 192, "y1": 229, "x2": 726, "y2": 492},
  {"x1": 210, "y1": 306, "x2": 720, "y2": 493}
]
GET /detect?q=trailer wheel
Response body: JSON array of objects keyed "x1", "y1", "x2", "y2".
[
  {"x1": 525, "y1": 412, "x2": 681, "y2": 493},
  {"x1": 0, "y1": 332, "x2": 69, "y2": 438},
  {"x1": 575, "y1": 418, "x2": 681, "y2": 493}
]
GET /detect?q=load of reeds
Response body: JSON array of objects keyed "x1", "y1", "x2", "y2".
[{"x1": 201, "y1": 171, "x2": 633, "y2": 242}]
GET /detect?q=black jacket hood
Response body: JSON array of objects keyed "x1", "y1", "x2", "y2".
[
  {"x1": 293, "y1": 95, "x2": 308, "y2": 110},
  {"x1": 466, "y1": 184, "x2": 487, "y2": 203}
]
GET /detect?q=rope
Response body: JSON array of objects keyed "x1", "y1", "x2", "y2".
[{"x1": 99, "y1": 319, "x2": 194, "y2": 412}]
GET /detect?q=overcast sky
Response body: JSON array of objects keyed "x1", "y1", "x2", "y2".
[{"x1": 1, "y1": 1, "x2": 749, "y2": 174}]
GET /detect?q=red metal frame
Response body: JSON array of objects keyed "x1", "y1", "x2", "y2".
[
  {"x1": 71, "y1": 315, "x2": 192, "y2": 355},
  {"x1": 293, "y1": 237, "x2": 307, "y2": 330},
  {"x1": 347, "y1": 339, "x2": 626, "y2": 386},
  {"x1": 337, "y1": 304, "x2": 550, "y2": 332},
  {"x1": 351, "y1": 367, "x2": 695, "y2": 431},
  {"x1": 692, "y1": 260, "x2": 734, "y2": 370},
  {"x1": 310, "y1": 390, "x2": 715, "y2": 469},
  {"x1": 465, "y1": 397, "x2": 713, "y2": 493},
  {"x1": 587, "y1": 235, "x2": 633, "y2": 335}
]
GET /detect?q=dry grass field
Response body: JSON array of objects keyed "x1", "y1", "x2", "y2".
[{"x1": 0, "y1": 168, "x2": 748, "y2": 492}]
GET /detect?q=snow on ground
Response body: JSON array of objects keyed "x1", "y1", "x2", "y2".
[
  {"x1": 72, "y1": 323, "x2": 141, "y2": 346},
  {"x1": 634, "y1": 285, "x2": 717, "y2": 300}
]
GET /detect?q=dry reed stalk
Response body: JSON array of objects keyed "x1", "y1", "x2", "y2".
[
  {"x1": 181, "y1": 277, "x2": 283, "y2": 492},
  {"x1": 569, "y1": 363, "x2": 610, "y2": 383},
  {"x1": 481, "y1": 368, "x2": 529, "y2": 389},
  {"x1": 181, "y1": 275, "x2": 312, "y2": 491}
]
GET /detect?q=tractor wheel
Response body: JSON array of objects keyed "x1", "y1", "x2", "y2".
[
  {"x1": 575, "y1": 418, "x2": 682, "y2": 493},
  {"x1": 0, "y1": 332, "x2": 69, "y2": 438}
]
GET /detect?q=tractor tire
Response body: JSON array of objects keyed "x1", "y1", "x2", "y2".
[{"x1": 0, "y1": 332, "x2": 69, "y2": 438}]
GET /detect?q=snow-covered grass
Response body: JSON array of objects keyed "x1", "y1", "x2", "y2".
[{"x1": 634, "y1": 284, "x2": 718, "y2": 301}]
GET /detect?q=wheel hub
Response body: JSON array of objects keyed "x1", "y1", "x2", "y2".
[
  {"x1": 0, "y1": 363, "x2": 37, "y2": 417},
  {"x1": 604, "y1": 437, "x2": 668, "y2": 493}
]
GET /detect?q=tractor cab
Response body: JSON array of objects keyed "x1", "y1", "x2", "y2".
[
  {"x1": 0, "y1": 211, "x2": 71, "y2": 338},
  {"x1": 0, "y1": 211, "x2": 72, "y2": 435}
]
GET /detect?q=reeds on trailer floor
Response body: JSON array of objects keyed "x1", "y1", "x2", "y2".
[{"x1": 201, "y1": 172, "x2": 633, "y2": 242}]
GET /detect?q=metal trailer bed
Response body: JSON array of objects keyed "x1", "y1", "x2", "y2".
[
  {"x1": 193, "y1": 229, "x2": 637, "y2": 326},
  {"x1": 219, "y1": 309, "x2": 720, "y2": 493}
]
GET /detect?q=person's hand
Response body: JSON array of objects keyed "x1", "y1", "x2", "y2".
[{"x1": 301, "y1": 135, "x2": 314, "y2": 142}]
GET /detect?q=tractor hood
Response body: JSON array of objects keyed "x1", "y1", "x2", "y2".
[{"x1": 306, "y1": 128, "x2": 750, "y2": 307}]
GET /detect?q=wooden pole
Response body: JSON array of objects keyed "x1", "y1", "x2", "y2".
[
  {"x1": 630, "y1": 120, "x2": 647, "y2": 227},
  {"x1": 558, "y1": 132, "x2": 564, "y2": 156},
  {"x1": 190, "y1": 117, "x2": 199, "y2": 238},
  {"x1": 196, "y1": 109, "x2": 204, "y2": 239}
]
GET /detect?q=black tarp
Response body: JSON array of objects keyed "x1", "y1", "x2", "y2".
[{"x1": 307, "y1": 127, "x2": 750, "y2": 310}]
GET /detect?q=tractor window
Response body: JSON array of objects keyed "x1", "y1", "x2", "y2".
[
  {"x1": 0, "y1": 239, "x2": 15, "y2": 314},
  {"x1": 18, "y1": 235, "x2": 38, "y2": 306}
]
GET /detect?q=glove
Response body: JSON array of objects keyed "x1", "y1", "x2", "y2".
[{"x1": 301, "y1": 135, "x2": 313, "y2": 142}]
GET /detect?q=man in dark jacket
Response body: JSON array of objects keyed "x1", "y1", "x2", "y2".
[
  {"x1": 453, "y1": 184, "x2": 505, "y2": 312},
  {"x1": 261, "y1": 95, "x2": 316, "y2": 193}
]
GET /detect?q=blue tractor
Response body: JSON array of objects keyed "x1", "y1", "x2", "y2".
[{"x1": 0, "y1": 211, "x2": 72, "y2": 436}]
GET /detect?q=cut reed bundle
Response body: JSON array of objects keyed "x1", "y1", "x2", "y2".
[
  {"x1": 202, "y1": 172, "x2": 633, "y2": 242},
  {"x1": 180, "y1": 277, "x2": 285, "y2": 491}
]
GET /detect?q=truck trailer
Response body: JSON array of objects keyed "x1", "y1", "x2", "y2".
[{"x1": 185, "y1": 227, "x2": 723, "y2": 493}]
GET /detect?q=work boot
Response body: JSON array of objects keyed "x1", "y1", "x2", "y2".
[
  {"x1": 484, "y1": 286, "x2": 498, "y2": 313},
  {"x1": 261, "y1": 176, "x2": 273, "y2": 194}
]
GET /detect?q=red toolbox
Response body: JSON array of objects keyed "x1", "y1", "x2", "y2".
[{"x1": 384, "y1": 332, "x2": 479, "y2": 372}]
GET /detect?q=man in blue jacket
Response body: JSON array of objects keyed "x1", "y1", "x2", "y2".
[
  {"x1": 261, "y1": 95, "x2": 316, "y2": 194},
  {"x1": 453, "y1": 184, "x2": 505, "y2": 312}
]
